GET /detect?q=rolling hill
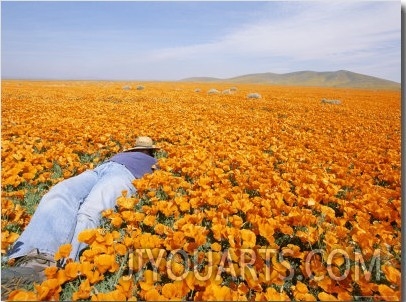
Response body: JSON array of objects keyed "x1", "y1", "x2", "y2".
[{"x1": 180, "y1": 70, "x2": 400, "y2": 90}]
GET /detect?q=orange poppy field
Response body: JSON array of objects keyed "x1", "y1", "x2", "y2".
[{"x1": 1, "y1": 80, "x2": 401, "y2": 301}]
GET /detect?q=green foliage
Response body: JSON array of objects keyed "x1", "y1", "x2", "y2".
[
  {"x1": 76, "y1": 151, "x2": 100, "y2": 164},
  {"x1": 51, "y1": 161, "x2": 63, "y2": 179},
  {"x1": 335, "y1": 186, "x2": 354, "y2": 200},
  {"x1": 156, "y1": 211, "x2": 175, "y2": 227},
  {"x1": 245, "y1": 188, "x2": 261, "y2": 198},
  {"x1": 154, "y1": 149, "x2": 168, "y2": 159},
  {"x1": 156, "y1": 187, "x2": 169, "y2": 201},
  {"x1": 4, "y1": 222, "x2": 21, "y2": 234},
  {"x1": 23, "y1": 183, "x2": 49, "y2": 215},
  {"x1": 263, "y1": 148, "x2": 274, "y2": 156},
  {"x1": 373, "y1": 177, "x2": 391, "y2": 188},
  {"x1": 6, "y1": 182, "x2": 50, "y2": 216},
  {"x1": 60, "y1": 279, "x2": 81, "y2": 301}
]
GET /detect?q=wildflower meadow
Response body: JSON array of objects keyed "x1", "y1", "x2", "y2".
[{"x1": 1, "y1": 80, "x2": 401, "y2": 301}]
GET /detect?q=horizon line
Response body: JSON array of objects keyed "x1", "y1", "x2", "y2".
[{"x1": 1, "y1": 69, "x2": 401, "y2": 85}]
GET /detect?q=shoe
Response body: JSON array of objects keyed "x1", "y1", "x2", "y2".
[
  {"x1": 1, "y1": 266, "x2": 42, "y2": 300},
  {"x1": 12, "y1": 248, "x2": 56, "y2": 275},
  {"x1": 1, "y1": 249, "x2": 56, "y2": 299}
]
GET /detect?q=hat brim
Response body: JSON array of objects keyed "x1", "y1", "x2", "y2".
[{"x1": 123, "y1": 146, "x2": 160, "y2": 152}]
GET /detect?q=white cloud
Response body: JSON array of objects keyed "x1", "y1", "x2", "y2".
[
  {"x1": 143, "y1": 1, "x2": 400, "y2": 81},
  {"x1": 2, "y1": 1, "x2": 400, "y2": 81}
]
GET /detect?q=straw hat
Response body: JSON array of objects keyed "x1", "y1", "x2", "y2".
[{"x1": 124, "y1": 136, "x2": 159, "y2": 152}]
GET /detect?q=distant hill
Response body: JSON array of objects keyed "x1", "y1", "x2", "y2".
[{"x1": 180, "y1": 70, "x2": 400, "y2": 90}]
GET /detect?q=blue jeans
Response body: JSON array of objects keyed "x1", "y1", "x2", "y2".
[{"x1": 7, "y1": 161, "x2": 136, "y2": 261}]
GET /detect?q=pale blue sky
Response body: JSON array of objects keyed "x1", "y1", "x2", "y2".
[{"x1": 1, "y1": 1, "x2": 401, "y2": 82}]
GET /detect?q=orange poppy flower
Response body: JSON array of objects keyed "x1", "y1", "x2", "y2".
[
  {"x1": 201, "y1": 284, "x2": 233, "y2": 301},
  {"x1": 377, "y1": 284, "x2": 399, "y2": 301},
  {"x1": 54, "y1": 243, "x2": 72, "y2": 261},
  {"x1": 7, "y1": 290, "x2": 38, "y2": 301},
  {"x1": 116, "y1": 195, "x2": 136, "y2": 210},
  {"x1": 318, "y1": 291, "x2": 338, "y2": 301},
  {"x1": 291, "y1": 280, "x2": 317, "y2": 301},
  {"x1": 112, "y1": 243, "x2": 126, "y2": 256},
  {"x1": 139, "y1": 269, "x2": 159, "y2": 291},
  {"x1": 35, "y1": 278, "x2": 61, "y2": 301},
  {"x1": 94, "y1": 254, "x2": 118, "y2": 274},
  {"x1": 72, "y1": 279, "x2": 91, "y2": 301},
  {"x1": 241, "y1": 229, "x2": 256, "y2": 248},
  {"x1": 116, "y1": 276, "x2": 134, "y2": 299},
  {"x1": 64, "y1": 262, "x2": 81, "y2": 280},
  {"x1": 91, "y1": 290, "x2": 127, "y2": 301},
  {"x1": 382, "y1": 265, "x2": 401, "y2": 285},
  {"x1": 162, "y1": 282, "x2": 179, "y2": 299},
  {"x1": 144, "y1": 288, "x2": 163, "y2": 301},
  {"x1": 78, "y1": 229, "x2": 97, "y2": 244},
  {"x1": 262, "y1": 286, "x2": 290, "y2": 301}
]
